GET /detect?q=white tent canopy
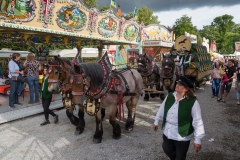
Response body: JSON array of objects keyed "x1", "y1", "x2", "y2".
[
  {"x1": 49, "y1": 48, "x2": 107, "y2": 58},
  {"x1": 234, "y1": 51, "x2": 240, "y2": 56}
]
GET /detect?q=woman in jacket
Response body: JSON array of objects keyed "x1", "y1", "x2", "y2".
[
  {"x1": 40, "y1": 64, "x2": 58, "y2": 126},
  {"x1": 153, "y1": 76, "x2": 205, "y2": 160},
  {"x1": 8, "y1": 53, "x2": 24, "y2": 109}
]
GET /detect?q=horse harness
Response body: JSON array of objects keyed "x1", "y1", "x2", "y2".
[{"x1": 82, "y1": 54, "x2": 139, "y2": 118}]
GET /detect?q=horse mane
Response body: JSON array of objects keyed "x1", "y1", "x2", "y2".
[
  {"x1": 80, "y1": 63, "x2": 104, "y2": 90},
  {"x1": 56, "y1": 57, "x2": 73, "y2": 66},
  {"x1": 69, "y1": 67, "x2": 80, "y2": 82},
  {"x1": 48, "y1": 58, "x2": 62, "y2": 71}
]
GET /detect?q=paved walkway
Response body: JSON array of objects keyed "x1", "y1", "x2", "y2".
[{"x1": 0, "y1": 82, "x2": 239, "y2": 160}]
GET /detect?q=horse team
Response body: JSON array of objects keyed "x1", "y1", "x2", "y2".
[{"x1": 46, "y1": 52, "x2": 177, "y2": 143}]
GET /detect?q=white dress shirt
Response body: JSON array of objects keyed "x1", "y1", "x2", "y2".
[
  {"x1": 154, "y1": 92, "x2": 205, "y2": 144},
  {"x1": 180, "y1": 55, "x2": 192, "y2": 65},
  {"x1": 173, "y1": 55, "x2": 180, "y2": 66}
]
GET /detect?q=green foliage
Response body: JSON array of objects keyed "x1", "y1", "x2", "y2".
[
  {"x1": 173, "y1": 15, "x2": 197, "y2": 38},
  {"x1": 199, "y1": 14, "x2": 239, "y2": 54},
  {"x1": 83, "y1": 0, "x2": 98, "y2": 8},
  {"x1": 100, "y1": 5, "x2": 110, "y2": 11},
  {"x1": 125, "y1": 6, "x2": 160, "y2": 26}
]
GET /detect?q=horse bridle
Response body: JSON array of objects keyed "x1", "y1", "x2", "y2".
[
  {"x1": 64, "y1": 74, "x2": 84, "y2": 96},
  {"x1": 48, "y1": 64, "x2": 63, "y2": 83},
  {"x1": 138, "y1": 56, "x2": 153, "y2": 76}
]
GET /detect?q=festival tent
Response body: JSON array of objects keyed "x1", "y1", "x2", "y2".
[
  {"x1": 49, "y1": 48, "x2": 107, "y2": 58},
  {"x1": 234, "y1": 51, "x2": 240, "y2": 56}
]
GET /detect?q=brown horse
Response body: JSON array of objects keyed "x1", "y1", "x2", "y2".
[
  {"x1": 160, "y1": 53, "x2": 178, "y2": 93},
  {"x1": 74, "y1": 53, "x2": 143, "y2": 143},
  {"x1": 137, "y1": 53, "x2": 164, "y2": 100},
  {"x1": 48, "y1": 56, "x2": 86, "y2": 135}
]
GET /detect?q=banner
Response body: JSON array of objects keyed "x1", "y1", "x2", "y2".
[
  {"x1": 133, "y1": 7, "x2": 138, "y2": 19},
  {"x1": 111, "y1": 0, "x2": 117, "y2": 8},
  {"x1": 235, "y1": 42, "x2": 240, "y2": 51}
]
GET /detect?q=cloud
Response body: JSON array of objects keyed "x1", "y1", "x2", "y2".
[
  {"x1": 155, "y1": 4, "x2": 240, "y2": 29},
  {"x1": 98, "y1": 0, "x2": 240, "y2": 13}
]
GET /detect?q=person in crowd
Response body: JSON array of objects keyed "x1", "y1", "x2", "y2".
[
  {"x1": 153, "y1": 76, "x2": 205, "y2": 160},
  {"x1": 210, "y1": 61, "x2": 222, "y2": 98},
  {"x1": 217, "y1": 59, "x2": 236, "y2": 103},
  {"x1": 0, "y1": 70, "x2": 3, "y2": 79},
  {"x1": 40, "y1": 64, "x2": 58, "y2": 126},
  {"x1": 180, "y1": 50, "x2": 191, "y2": 76},
  {"x1": 171, "y1": 49, "x2": 181, "y2": 76},
  {"x1": 8, "y1": 53, "x2": 24, "y2": 109},
  {"x1": 235, "y1": 65, "x2": 240, "y2": 105},
  {"x1": 23, "y1": 53, "x2": 41, "y2": 104}
]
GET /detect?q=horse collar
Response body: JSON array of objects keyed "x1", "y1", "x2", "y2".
[{"x1": 84, "y1": 60, "x2": 112, "y2": 100}]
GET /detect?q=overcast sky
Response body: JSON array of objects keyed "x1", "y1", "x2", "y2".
[{"x1": 98, "y1": 0, "x2": 240, "y2": 29}]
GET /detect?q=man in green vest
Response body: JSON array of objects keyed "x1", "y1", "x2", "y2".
[
  {"x1": 153, "y1": 76, "x2": 205, "y2": 160},
  {"x1": 180, "y1": 50, "x2": 192, "y2": 75},
  {"x1": 171, "y1": 49, "x2": 181, "y2": 75}
]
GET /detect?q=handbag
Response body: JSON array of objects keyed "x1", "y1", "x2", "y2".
[{"x1": 12, "y1": 76, "x2": 19, "y2": 81}]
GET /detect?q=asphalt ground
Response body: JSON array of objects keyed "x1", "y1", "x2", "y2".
[{"x1": 0, "y1": 82, "x2": 239, "y2": 160}]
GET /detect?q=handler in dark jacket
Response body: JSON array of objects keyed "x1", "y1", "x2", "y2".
[
  {"x1": 40, "y1": 64, "x2": 58, "y2": 126},
  {"x1": 153, "y1": 76, "x2": 205, "y2": 160}
]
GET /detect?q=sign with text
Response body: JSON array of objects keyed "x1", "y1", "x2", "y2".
[
  {"x1": 143, "y1": 41, "x2": 161, "y2": 46},
  {"x1": 235, "y1": 42, "x2": 240, "y2": 51}
]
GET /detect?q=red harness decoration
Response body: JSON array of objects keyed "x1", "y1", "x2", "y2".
[{"x1": 114, "y1": 77, "x2": 124, "y2": 121}]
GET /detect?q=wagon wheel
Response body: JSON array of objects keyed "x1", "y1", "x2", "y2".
[{"x1": 5, "y1": 88, "x2": 10, "y2": 96}]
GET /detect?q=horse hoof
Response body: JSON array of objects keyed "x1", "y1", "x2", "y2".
[
  {"x1": 93, "y1": 138, "x2": 102, "y2": 144},
  {"x1": 112, "y1": 135, "x2": 121, "y2": 140},
  {"x1": 74, "y1": 130, "x2": 83, "y2": 135}
]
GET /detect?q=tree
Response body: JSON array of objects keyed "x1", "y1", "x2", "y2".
[
  {"x1": 199, "y1": 25, "x2": 220, "y2": 45},
  {"x1": 83, "y1": 0, "x2": 98, "y2": 8},
  {"x1": 172, "y1": 15, "x2": 197, "y2": 38},
  {"x1": 125, "y1": 6, "x2": 160, "y2": 26},
  {"x1": 100, "y1": 5, "x2": 110, "y2": 12},
  {"x1": 211, "y1": 14, "x2": 235, "y2": 53}
]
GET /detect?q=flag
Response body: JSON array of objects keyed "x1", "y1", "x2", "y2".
[
  {"x1": 111, "y1": 0, "x2": 117, "y2": 8},
  {"x1": 117, "y1": 2, "x2": 122, "y2": 17},
  {"x1": 133, "y1": 7, "x2": 138, "y2": 19}
]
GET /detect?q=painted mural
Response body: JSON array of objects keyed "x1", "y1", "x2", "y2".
[
  {"x1": 124, "y1": 24, "x2": 138, "y2": 41},
  {"x1": 117, "y1": 17, "x2": 125, "y2": 39},
  {"x1": 87, "y1": 8, "x2": 98, "y2": 35},
  {"x1": 56, "y1": 5, "x2": 87, "y2": 32},
  {"x1": 37, "y1": 0, "x2": 55, "y2": 28},
  {"x1": 143, "y1": 25, "x2": 172, "y2": 42},
  {"x1": 115, "y1": 43, "x2": 141, "y2": 68},
  {"x1": 98, "y1": 16, "x2": 117, "y2": 38},
  {"x1": 0, "y1": 0, "x2": 36, "y2": 23}
]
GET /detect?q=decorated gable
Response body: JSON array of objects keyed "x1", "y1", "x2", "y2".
[{"x1": 142, "y1": 24, "x2": 173, "y2": 42}]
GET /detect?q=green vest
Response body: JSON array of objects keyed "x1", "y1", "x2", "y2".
[
  {"x1": 162, "y1": 92, "x2": 196, "y2": 137},
  {"x1": 41, "y1": 76, "x2": 52, "y2": 99},
  {"x1": 182, "y1": 55, "x2": 190, "y2": 63},
  {"x1": 172, "y1": 54, "x2": 178, "y2": 59}
]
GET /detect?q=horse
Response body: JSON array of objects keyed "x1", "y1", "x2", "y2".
[
  {"x1": 137, "y1": 53, "x2": 164, "y2": 101},
  {"x1": 73, "y1": 53, "x2": 143, "y2": 143},
  {"x1": 47, "y1": 56, "x2": 87, "y2": 135},
  {"x1": 160, "y1": 53, "x2": 178, "y2": 94}
]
